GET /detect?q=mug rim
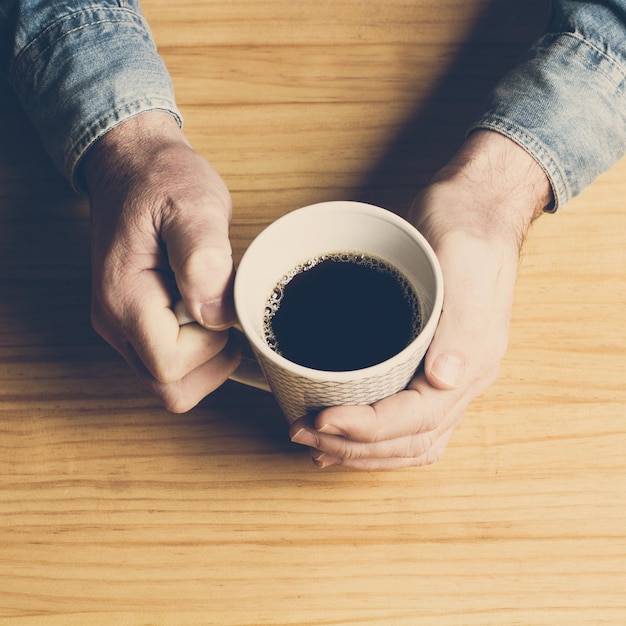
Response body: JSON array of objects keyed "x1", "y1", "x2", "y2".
[{"x1": 234, "y1": 201, "x2": 444, "y2": 383}]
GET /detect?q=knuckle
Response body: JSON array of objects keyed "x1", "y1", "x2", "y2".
[
  {"x1": 416, "y1": 427, "x2": 456, "y2": 466},
  {"x1": 406, "y1": 431, "x2": 436, "y2": 460},
  {"x1": 404, "y1": 388, "x2": 439, "y2": 432},
  {"x1": 420, "y1": 439, "x2": 448, "y2": 466},
  {"x1": 332, "y1": 440, "x2": 364, "y2": 460},
  {"x1": 153, "y1": 384, "x2": 195, "y2": 414},
  {"x1": 182, "y1": 245, "x2": 233, "y2": 276},
  {"x1": 418, "y1": 448, "x2": 444, "y2": 467},
  {"x1": 151, "y1": 359, "x2": 184, "y2": 386}
]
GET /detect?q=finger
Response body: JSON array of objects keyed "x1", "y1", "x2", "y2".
[
  {"x1": 423, "y1": 231, "x2": 516, "y2": 391},
  {"x1": 161, "y1": 163, "x2": 237, "y2": 330},
  {"x1": 93, "y1": 268, "x2": 231, "y2": 385},
  {"x1": 293, "y1": 407, "x2": 460, "y2": 464},
  {"x1": 118, "y1": 331, "x2": 242, "y2": 413},
  {"x1": 309, "y1": 424, "x2": 457, "y2": 471},
  {"x1": 302, "y1": 370, "x2": 467, "y2": 443}
]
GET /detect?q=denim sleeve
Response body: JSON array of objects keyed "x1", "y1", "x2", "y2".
[
  {"x1": 469, "y1": 0, "x2": 626, "y2": 211},
  {"x1": 0, "y1": 0, "x2": 181, "y2": 193}
]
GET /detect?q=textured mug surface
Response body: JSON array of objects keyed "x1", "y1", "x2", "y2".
[{"x1": 234, "y1": 201, "x2": 444, "y2": 423}]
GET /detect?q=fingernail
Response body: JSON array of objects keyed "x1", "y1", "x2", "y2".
[
  {"x1": 201, "y1": 299, "x2": 235, "y2": 330},
  {"x1": 318, "y1": 423, "x2": 345, "y2": 436},
  {"x1": 430, "y1": 353, "x2": 465, "y2": 388},
  {"x1": 311, "y1": 451, "x2": 340, "y2": 469},
  {"x1": 291, "y1": 428, "x2": 319, "y2": 447}
]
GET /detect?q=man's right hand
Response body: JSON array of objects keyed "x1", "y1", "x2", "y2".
[{"x1": 83, "y1": 111, "x2": 241, "y2": 412}]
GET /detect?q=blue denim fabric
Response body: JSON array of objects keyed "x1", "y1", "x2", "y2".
[
  {"x1": 470, "y1": 0, "x2": 626, "y2": 211},
  {"x1": 0, "y1": 0, "x2": 181, "y2": 192},
  {"x1": 1, "y1": 2, "x2": 625, "y2": 207}
]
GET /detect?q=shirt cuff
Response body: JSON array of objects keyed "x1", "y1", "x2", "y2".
[
  {"x1": 9, "y1": 4, "x2": 181, "y2": 194},
  {"x1": 468, "y1": 32, "x2": 626, "y2": 212}
]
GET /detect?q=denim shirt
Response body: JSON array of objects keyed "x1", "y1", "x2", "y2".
[
  {"x1": 471, "y1": 0, "x2": 626, "y2": 211},
  {"x1": 1, "y1": 1, "x2": 626, "y2": 210},
  {"x1": 0, "y1": 0, "x2": 181, "y2": 193}
]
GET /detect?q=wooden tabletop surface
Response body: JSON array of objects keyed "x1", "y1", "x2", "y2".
[{"x1": 1, "y1": 1, "x2": 625, "y2": 624}]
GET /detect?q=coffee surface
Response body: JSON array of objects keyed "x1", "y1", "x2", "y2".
[{"x1": 263, "y1": 252, "x2": 421, "y2": 371}]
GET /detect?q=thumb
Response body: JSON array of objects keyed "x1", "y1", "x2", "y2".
[
  {"x1": 424, "y1": 314, "x2": 469, "y2": 391},
  {"x1": 178, "y1": 244, "x2": 237, "y2": 331},
  {"x1": 421, "y1": 231, "x2": 516, "y2": 392},
  {"x1": 163, "y1": 190, "x2": 237, "y2": 331}
]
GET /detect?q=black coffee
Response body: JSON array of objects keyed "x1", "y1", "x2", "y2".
[{"x1": 263, "y1": 252, "x2": 422, "y2": 371}]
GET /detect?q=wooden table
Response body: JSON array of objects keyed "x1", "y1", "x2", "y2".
[{"x1": 1, "y1": 1, "x2": 625, "y2": 624}]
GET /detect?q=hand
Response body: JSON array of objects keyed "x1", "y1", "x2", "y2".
[
  {"x1": 289, "y1": 130, "x2": 553, "y2": 469},
  {"x1": 83, "y1": 111, "x2": 240, "y2": 412}
]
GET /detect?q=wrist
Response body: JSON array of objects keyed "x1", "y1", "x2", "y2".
[
  {"x1": 414, "y1": 130, "x2": 553, "y2": 249},
  {"x1": 81, "y1": 110, "x2": 187, "y2": 197},
  {"x1": 447, "y1": 130, "x2": 552, "y2": 211}
]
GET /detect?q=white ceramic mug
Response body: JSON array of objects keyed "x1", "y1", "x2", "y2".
[{"x1": 228, "y1": 200, "x2": 444, "y2": 423}]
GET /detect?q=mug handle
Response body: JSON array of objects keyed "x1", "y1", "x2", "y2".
[{"x1": 173, "y1": 301, "x2": 271, "y2": 393}]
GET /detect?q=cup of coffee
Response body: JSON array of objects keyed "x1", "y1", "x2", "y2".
[{"x1": 231, "y1": 200, "x2": 443, "y2": 423}]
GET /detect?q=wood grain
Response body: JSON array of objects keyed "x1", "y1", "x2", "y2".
[{"x1": 1, "y1": 1, "x2": 625, "y2": 624}]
